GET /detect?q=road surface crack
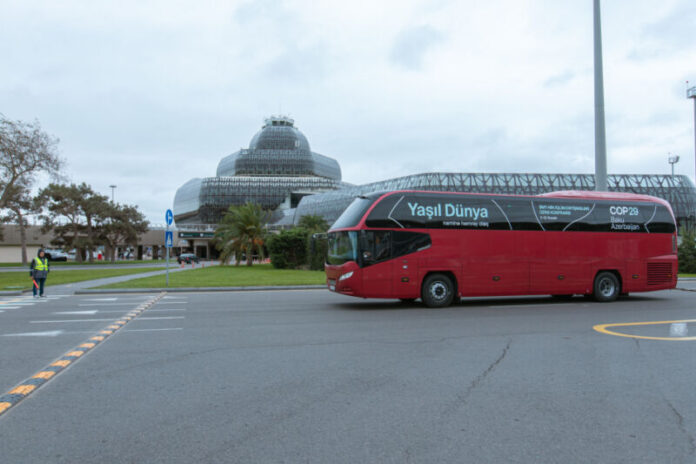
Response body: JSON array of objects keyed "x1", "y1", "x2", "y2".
[
  {"x1": 666, "y1": 399, "x2": 696, "y2": 455},
  {"x1": 458, "y1": 339, "x2": 511, "y2": 403}
]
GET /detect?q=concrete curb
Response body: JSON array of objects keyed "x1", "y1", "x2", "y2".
[{"x1": 76, "y1": 285, "x2": 326, "y2": 294}]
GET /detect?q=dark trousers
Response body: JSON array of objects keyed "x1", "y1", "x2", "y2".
[{"x1": 32, "y1": 277, "x2": 46, "y2": 296}]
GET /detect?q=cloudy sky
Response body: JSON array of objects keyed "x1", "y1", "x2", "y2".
[{"x1": 2, "y1": 0, "x2": 695, "y2": 223}]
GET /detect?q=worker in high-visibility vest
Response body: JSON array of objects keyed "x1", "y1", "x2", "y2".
[{"x1": 30, "y1": 248, "x2": 50, "y2": 298}]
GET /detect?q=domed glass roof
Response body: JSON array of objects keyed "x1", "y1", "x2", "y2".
[{"x1": 215, "y1": 116, "x2": 341, "y2": 180}]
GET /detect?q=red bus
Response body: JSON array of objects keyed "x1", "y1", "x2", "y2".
[{"x1": 325, "y1": 190, "x2": 677, "y2": 307}]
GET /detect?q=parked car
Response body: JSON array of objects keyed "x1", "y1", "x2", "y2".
[
  {"x1": 44, "y1": 249, "x2": 68, "y2": 261},
  {"x1": 177, "y1": 253, "x2": 200, "y2": 264}
]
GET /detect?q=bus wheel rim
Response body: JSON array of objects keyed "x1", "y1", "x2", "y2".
[
  {"x1": 599, "y1": 279, "x2": 614, "y2": 297},
  {"x1": 430, "y1": 282, "x2": 448, "y2": 300}
]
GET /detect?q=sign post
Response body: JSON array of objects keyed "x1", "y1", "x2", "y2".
[{"x1": 165, "y1": 209, "x2": 173, "y2": 287}]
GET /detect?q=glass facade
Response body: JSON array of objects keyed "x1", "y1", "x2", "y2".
[{"x1": 173, "y1": 116, "x2": 696, "y2": 230}]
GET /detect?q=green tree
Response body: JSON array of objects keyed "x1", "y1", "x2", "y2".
[
  {"x1": 36, "y1": 183, "x2": 109, "y2": 262},
  {"x1": 214, "y1": 202, "x2": 270, "y2": 266},
  {"x1": 100, "y1": 203, "x2": 150, "y2": 263}
]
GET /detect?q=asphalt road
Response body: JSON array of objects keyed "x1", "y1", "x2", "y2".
[{"x1": 0, "y1": 289, "x2": 695, "y2": 463}]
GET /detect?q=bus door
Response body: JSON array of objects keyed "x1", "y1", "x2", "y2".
[{"x1": 360, "y1": 230, "x2": 393, "y2": 297}]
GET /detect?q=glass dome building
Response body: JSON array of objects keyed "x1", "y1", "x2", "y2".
[{"x1": 173, "y1": 116, "x2": 347, "y2": 226}]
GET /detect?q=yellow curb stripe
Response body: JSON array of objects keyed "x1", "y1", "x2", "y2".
[
  {"x1": 9, "y1": 385, "x2": 35, "y2": 395},
  {"x1": 51, "y1": 360, "x2": 71, "y2": 367},
  {"x1": 0, "y1": 402, "x2": 11, "y2": 413},
  {"x1": 100, "y1": 330, "x2": 113, "y2": 334},
  {"x1": 32, "y1": 371, "x2": 56, "y2": 380},
  {"x1": 79, "y1": 343, "x2": 96, "y2": 349},
  {"x1": 90, "y1": 336, "x2": 105, "y2": 341},
  {"x1": 593, "y1": 319, "x2": 696, "y2": 341},
  {"x1": 65, "y1": 351, "x2": 84, "y2": 357}
]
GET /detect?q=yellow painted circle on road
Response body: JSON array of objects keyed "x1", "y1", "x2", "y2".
[{"x1": 593, "y1": 319, "x2": 696, "y2": 341}]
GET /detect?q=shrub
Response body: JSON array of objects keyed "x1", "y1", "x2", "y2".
[
  {"x1": 308, "y1": 233, "x2": 328, "y2": 271},
  {"x1": 267, "y1": 228, "x2": 309, "y2": 269},
  {"x1": 678, "y1": 232, "x2": 696, "y2": 274}
]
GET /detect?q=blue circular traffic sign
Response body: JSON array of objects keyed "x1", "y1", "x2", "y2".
[{"x1": 165, "y1": 209, "x2": 173, "y2": 226}]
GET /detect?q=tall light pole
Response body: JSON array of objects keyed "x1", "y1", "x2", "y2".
[
  {"x1": 594, "y1": 0, "x2": 608, "y2": 191},
  {"x1": 109, "y1": 185, "x2": 117, "y2": 203},
  {"x1": 688, "y1": 83, "x2": 696, "y2": 181},
  {"x1": 668, "y1": 153, "x2": 680, "y2": 178}
]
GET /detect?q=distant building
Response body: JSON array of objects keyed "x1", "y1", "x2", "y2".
[{"x1": 173, "y1": 116, "x2": 696, "y2": 258}]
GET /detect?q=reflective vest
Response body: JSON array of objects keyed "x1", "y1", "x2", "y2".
[{"x1": 34, "y1": 257, "x2": 48, "y2": 271}]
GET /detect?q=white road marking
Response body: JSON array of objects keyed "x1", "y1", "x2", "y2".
[
  {"x1": 146, "y1": 308, "x2": 186, "y2": 312},
  {"x1": 78, "y1": 303, "x2": 139, "y2": 306},
  {"x1": 122, "y1": 328, "x2": 184, "y2": 332},
  {"x1": 53, "y1": 310, "x2": 99, "y2": 315},
  {"x1": 152, "y1": 301, "x2": 187, "y2": 304},
  {"x1": 1, "y1": 306, "x2": 21, "y2": 309},
  {"x1": 3, "y1": 330, "x2": 65, "y2": 337},
  {"x1": 30, "y1": 318, "x2": 118, "y2": 323},
  {"x1": 83, "y1": 298, "x2": 119, "y2": 301},
  {"x1": 136, "y1": 316, "x2": 185, "y2": 320}
]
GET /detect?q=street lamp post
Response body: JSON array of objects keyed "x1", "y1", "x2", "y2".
[
  {"x1": 668, "y1": 153, "x2": 680, "y2": 178},
  {"x1": 688, "y1": 84, "x2": 696, "y2": 181},
  {"x1": 109, "y1": 185, "x2": 117, "y2": 203}
]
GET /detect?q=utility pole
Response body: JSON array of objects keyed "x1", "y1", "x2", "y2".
[
  {"x1": 593, "y1": 0, "x2": 608, "y2": 191},
  {"x1": 109, "y1": 184, "x2": 117, "y2": 203}
]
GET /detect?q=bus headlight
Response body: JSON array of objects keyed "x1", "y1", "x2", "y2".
[{"x1": 339, "y1": 271, "x2": 354, "y2": 281}]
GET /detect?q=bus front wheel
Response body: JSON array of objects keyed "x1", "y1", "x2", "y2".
[
  {"x1": 422, "y1": 274, "x2": 455, "y2": 308},
  {"x1": 593, "y1": 272, "x2": 620, "y2": 302}
]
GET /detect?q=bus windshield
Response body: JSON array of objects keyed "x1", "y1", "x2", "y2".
[
  {"x1": 330, "y1": 197, "x2": 374, "y2": 230},
  {"x1": 327, "y1": 231, "x2": 358, "y2": 265}
]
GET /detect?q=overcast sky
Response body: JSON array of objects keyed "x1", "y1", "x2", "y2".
[{"x1": 2, "y1": 0, "x2": 695, "y2": 223}]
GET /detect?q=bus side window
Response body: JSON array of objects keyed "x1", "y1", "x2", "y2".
[
  {"x1": 360, "y1": 231, "x2": 392, "y2": 265},
  {"x1": 393, "y1": 231, "x2": 432, "y2": 258}
]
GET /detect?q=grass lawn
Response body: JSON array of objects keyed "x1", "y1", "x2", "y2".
[
  {"x1": 0, "y1": 267, "x2": 164, "y2": 291},
  {"x1": 96, "y1": 264, "x2": 326, "y2": 289},
  {"x1": 0, "y1": 260, "x2": 167, "y2": 267}
]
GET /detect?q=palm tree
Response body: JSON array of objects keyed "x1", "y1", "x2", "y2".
[
  {"x1": 214, "y1": 202, "x2": 270, "y2": 266},
  {"x1": 297, "y1": 214, "x2": 329, "y2": 234}
]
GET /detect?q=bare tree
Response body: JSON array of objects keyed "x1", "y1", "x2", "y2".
[
  {"x1": 2, "y1": 184, "x2": 35, "y2": 265},
  {"x1": 0, "y1": 114, "x2": 62, "y2": 210}
]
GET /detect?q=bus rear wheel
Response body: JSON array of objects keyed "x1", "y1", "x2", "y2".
[
  {"x1": 593, "y1": 272, "x2": 620, "y2": 302},
  {"x1": 422, "y1": 274, "x2": 455, "y2": 308}
]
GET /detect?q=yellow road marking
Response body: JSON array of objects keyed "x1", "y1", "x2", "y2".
[
  {"x1": 78, "y1": 343, "x2": 96, "y2": 349},
  {"x1": 100, "y1": 330, "x2": 113, "y2": 334},
  {"x1": 107, "y1": 325, "x2": 120, "y2": 330},
  {"x1": 32, "y1": 371, "x2": 55, "y2": 380},
  {"x1": 0, "y1": 402, "x2": 11, "y2": 413},
  {"x1": 51, "y1": 360, "x2": 71, "y2": 367},
  {"x1": 593, "y1": 319, "x2": 696, "y2": 341},
  {"x1": 90, "y1": 336, "x2": 105, "y2": 341},
  {"x1": 9, "y1": 385, "x2": 36, "y2": 395},
  {"x1": 65, "y1": 351, "x2": 84, "y2": 357}
]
